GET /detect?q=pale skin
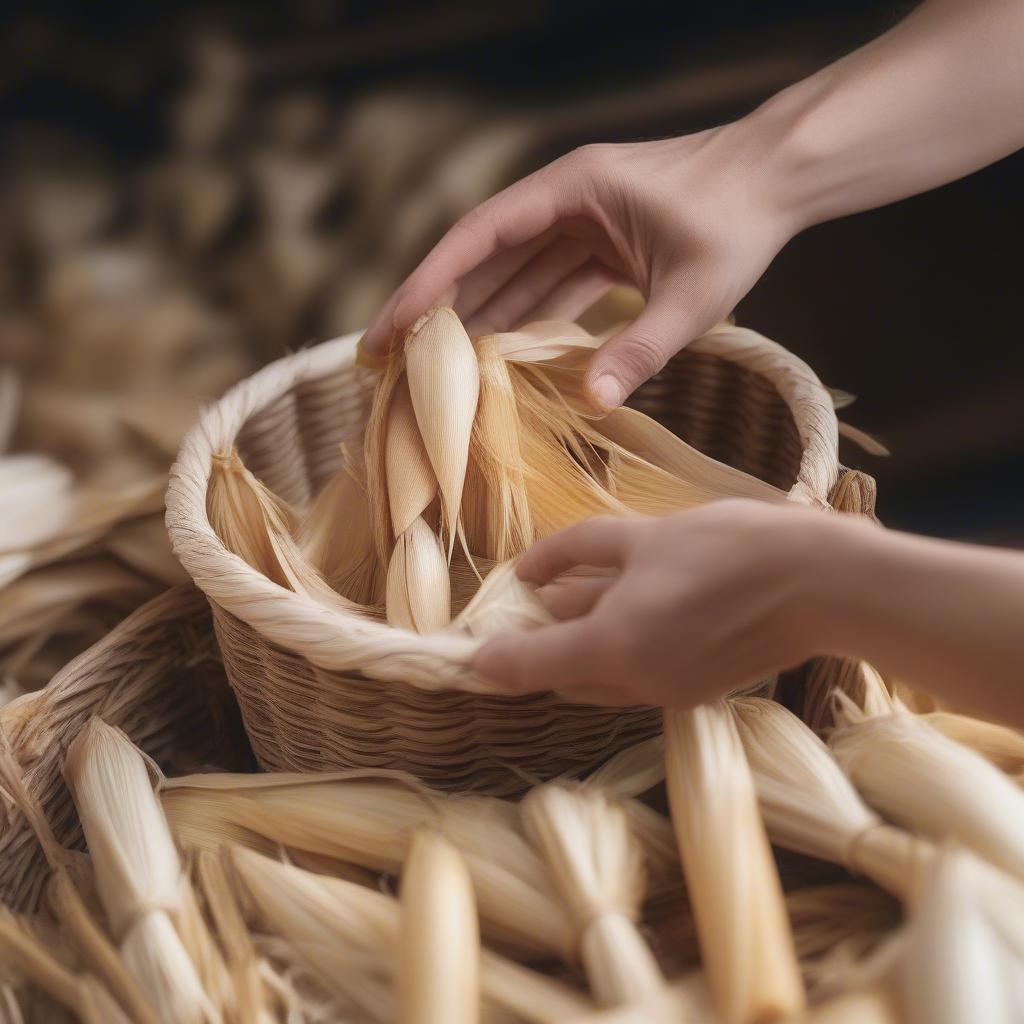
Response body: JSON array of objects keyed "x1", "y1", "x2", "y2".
[{"x1": 362, "y1": 0, "x2": 1024, "y2": 724}]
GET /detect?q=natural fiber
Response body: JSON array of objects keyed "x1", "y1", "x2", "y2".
[
  {"x1": 830, "y1": 699, "x2": 1024, "y2": 883},
  {"x1": 663, "y1": 703, "x2": 805, "y2": 1023},
  {"x1": 161, "y1": 768, "x2": 574, "y2": 959},
  {"x1": 521, "y1": 784, "x2": 663, "y2": 1007},
  {"x1": 399, "y1": 829, "x2": 480, "y2": 1024},
  {"x1": 166, "y1": 312, "x2": 843, "y2": 785}
]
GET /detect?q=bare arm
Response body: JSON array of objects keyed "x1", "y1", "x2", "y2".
[
  {"x1": 817, "y1": 520, "x2": 1024, "y2": 724},
  {"x1": 363, "y1": 0, "x2": 1024, "y2": 410},
  {"x1": 762, "y1": 0, "x2": 1024, "y2": 233}
]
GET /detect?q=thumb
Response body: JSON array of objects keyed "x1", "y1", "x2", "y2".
[{"x1": 584, "y1": 283, "x2": 704, "y2": 411}]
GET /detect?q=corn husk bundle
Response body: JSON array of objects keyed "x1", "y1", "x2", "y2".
[
  {"x1": 399, "y1": 830, "x2": 480, "y2": 1024},
  {"x1": 64, "y1": 718, "x2": 226, "y2": 1024},
  {"x1": 160, "y1": 768, "x2": 574, "y2": 959},
  {"x1": 520, "y1": 785, "x2": 663, "y2": 1007},
  {"x1": 902, "y1": 847, "x2": 1021, "y2": 1024},
  {"x1": 829, "y1": 698, "x2": 1024, "y2": 883},
  {"x1": 228, "y1": 843, "x2": 593, "y2": 1024},
  {"x1": 663, "y1": 703, "x2": 806, "y2": 1023}
]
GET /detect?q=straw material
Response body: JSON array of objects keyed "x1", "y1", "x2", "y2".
[
  {"x1": 161, "y1": 768, "x2": 574, "y2": 959},
  {"x1": 521, "y1": 784, "x2": 663, "y2": 1007},
  {"x1": 830, "y1": 701, "x2": 1024, "y2": 883},
  {"x1": 399, "y1": 829, "x2": 480, "y2": 1024},
  {"x1": 922, "y1": 711, "x2": 1024, "y2": 776},
  {"x1": 0, "y1": 586, "x2": 248, "y2": 915},
  {"x1": 664, "y1": 703, "x2": 805, "y2": 1023},
  {"x1": 230, "y1": 844, "x2": 593, "y2": 1024},
  {"x1": 64, "y1": 718, "x2": 221, "y2": 1024},
  {"x1": 904, "y1": 848, "x2": 1014, "y2": 1024},
  {"x1": 731, "y1": 697, "x2": 925, "y2": 900},
  {"x1": 166, "y1": 313, "x2": 843, "y2": 786}
]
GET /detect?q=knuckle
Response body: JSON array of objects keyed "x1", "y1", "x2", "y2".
[
  {"x1": 566, "y1": 143, "x2": 614, "y2": 177},
  {"x1": 616, "y1": 330, "x2": 669, "y2": 379}
]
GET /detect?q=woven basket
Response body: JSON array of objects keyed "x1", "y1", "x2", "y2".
[
  {"x1": 166, "y1": 324, "x2": 846, "y2": 793},
  {"x1": 0, "y1": 585, "x2": 251, "y2": 911}
]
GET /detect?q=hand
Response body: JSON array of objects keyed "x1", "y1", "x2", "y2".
[
  {"x1": 473, "y1": 500, "x2": 840, "y2": 708},
  {"x1": 361, "y1": 127, "x2": 794, "y2": 410}
]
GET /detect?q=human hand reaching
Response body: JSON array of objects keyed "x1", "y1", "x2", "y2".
[
  {"x1": 472, "y1": 500, "x2": 839, "y2": 708},
  {"x1": 360, "y1": 129, "x2": 794, "y2": 411},
  {"x1": 362, "y1": 0, "x2": 1024, "y2": 412}
]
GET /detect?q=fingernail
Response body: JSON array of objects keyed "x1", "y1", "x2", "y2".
[{"x1": 592, "y1": 374, "x2": 624, "y2": 411}]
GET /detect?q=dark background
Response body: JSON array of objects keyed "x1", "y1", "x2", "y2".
[{"x1": 3, "y1": 0, "x2": 1022, "y2": 541}]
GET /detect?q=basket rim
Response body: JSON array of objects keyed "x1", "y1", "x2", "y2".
[{"x1": 166, "y1": 323, "x2": 839, "y2": 688}]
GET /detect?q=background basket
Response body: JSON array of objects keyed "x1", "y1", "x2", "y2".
[
  {"x1": 0, "y1": 585, "x2": 251, "y2": 910},
  {"x1": 166, "y1": 325, "x2": 852, "y2": 793}
]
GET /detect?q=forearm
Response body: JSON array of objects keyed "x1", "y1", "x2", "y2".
[
  {"x1": 747, "y1": 0, "x2": 1024, "y2": 233},
  {"x1": 812, "y1": 519, "x2": 1024, "y2": 724}
]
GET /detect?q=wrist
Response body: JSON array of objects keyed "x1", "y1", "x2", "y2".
[
  {"x1": 737, "y1": 65, "x2": 855, "y2": 238},
  {"x1": 783, "y1": 511, "x2": 887, "y2": 662}
]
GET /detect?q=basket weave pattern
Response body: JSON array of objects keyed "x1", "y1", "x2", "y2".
[
  {"x1": 0, "y1": 586, "x2": 249, "y2": 909},
  {"x1": 167, "y1": 326, "x2": 844, "y2": 792}
]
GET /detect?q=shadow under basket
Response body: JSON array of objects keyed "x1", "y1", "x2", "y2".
[{"x1": 167, "y1": 323, "x2": 872, "y2": 795}]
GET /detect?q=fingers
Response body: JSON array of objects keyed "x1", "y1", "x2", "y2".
[
  {"x1": 516, "y1": 516, "x2": 640, "y2": 585},
  {"x1": 583, "y1": 272, "x2": 711, "y2": 410},
  {"x1": 520, "y1": 260, "x2": 620, "y2": 324},
  {"x1": 463, "y1": 236, "x2": 591, "y2": 335},
  {"x1": 391, "y1": 174, "x2": 571, "y2": 333},
  {"x1": 452, "y1": 230, "x2": 557, "y2": 323},
  {"x1": 538, "y1": 574, "x2": 616, "y2": 621},
  {"x1": 472, "y1": 617, "x2": 604, "y2": 693}
]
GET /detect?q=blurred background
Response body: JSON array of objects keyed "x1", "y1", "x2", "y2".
[{"x1": 2, "y1": 0, "x2": 1022, "y2": 694}]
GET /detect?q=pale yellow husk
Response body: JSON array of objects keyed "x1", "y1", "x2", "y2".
[
  {"x1": 161, "y1": 769, "x2": 573, "y2": 959},
  {"x1": 664, "y1": 703, "x2": 805, "y2": 1024},
  {"x1": 64, "y1": 718, "x2": 222, "y2": 1024},
  {"x1": 400, "y1": 829, "x2": 480, "y2": 1024},
  {"x1": 229, "y1": 844, "x2": 592, "y2": 1023},
  {"x1": 521, "y1": 785, "x2": 663, "y2": 1008},
  {"x1": 830, "y1": 699, "x2": 1024, "y2": 883}
]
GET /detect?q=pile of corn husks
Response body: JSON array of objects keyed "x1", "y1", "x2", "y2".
[
  {"x1": 4, "y1": 309, "x2": 1024, "y2": 1024},
  {"x1": 3, "y1": 665, "x2": 1024, "y2": 1023}
]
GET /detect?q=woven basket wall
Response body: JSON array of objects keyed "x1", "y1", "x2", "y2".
[
  {"x1": 0, "y1": 586, "x2": 251, "y2": 911},
  {"x1": 166, "y1": 324, "x2": 852, "y2": 794}
]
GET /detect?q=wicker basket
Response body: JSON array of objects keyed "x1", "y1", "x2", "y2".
[
  {"x1": 166, "y1": 324, "x2": 847, "y2": 793},
  {"x1": 0, "y1": 585, "x2": 251, "y2": 910}
]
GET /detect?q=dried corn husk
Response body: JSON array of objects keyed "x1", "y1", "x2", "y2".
[
  {"x1": 731, "y1": 697, "x2": 925, "y2": 899},
  {"x1": 404, "y1": 308, "x2": 479, "y2": 558},
  {"x1": 386, "y1": 514, "x2": 451, "y2": 632},
  {"x1": 664, "y1": 703, "x2": 805, "y2": 1023},
  {"x1": 64, "y1": 718, "x2": 220, "y2": 1024},
  {"x1": 904, "y1": 848, "x2": 1014, "y2": 1024},
  {"x1": 451, "y1": 562, "x2": 552, "y2": 639},
  {"x1": 400, "y1": 830, "x2": 480, "y2": 1024},
  {"x1": 162, "y1": 769, "x2": 573, "y2": 958},
  {"x1": 230, "y1": 845, "x2": 592, "y2": 1024},
  {"x1": 193, "y1": 851, "x2": 275, "y2": 1024},
  {"x1": 0, "y1": 909, "x2": 130, "y2": 1024},
  {"x1": 462, "y1": 335, "x2": 533, "y2": 562},
  {"x1": 830, "y1": 699, "x2": 1024, "y2": 883},
  {"x1": 46, "y1": 872, "x2": 161, "y2": 1024},
  {"x1": 922, "y1": 711, "x2": 1024, "y2": 776},
  {"x1": 296, "y1": 443, "x2": 382, "y2": 607},
  {"x1": 521, "y1": 785, "x2": 663, "y2": 1007},
  {"x1": 584, "y1": 736, "x2": 664, "y2": 798},
  {"x1": 207, "y1": 447, "x2": 362, "y2": 616}
]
